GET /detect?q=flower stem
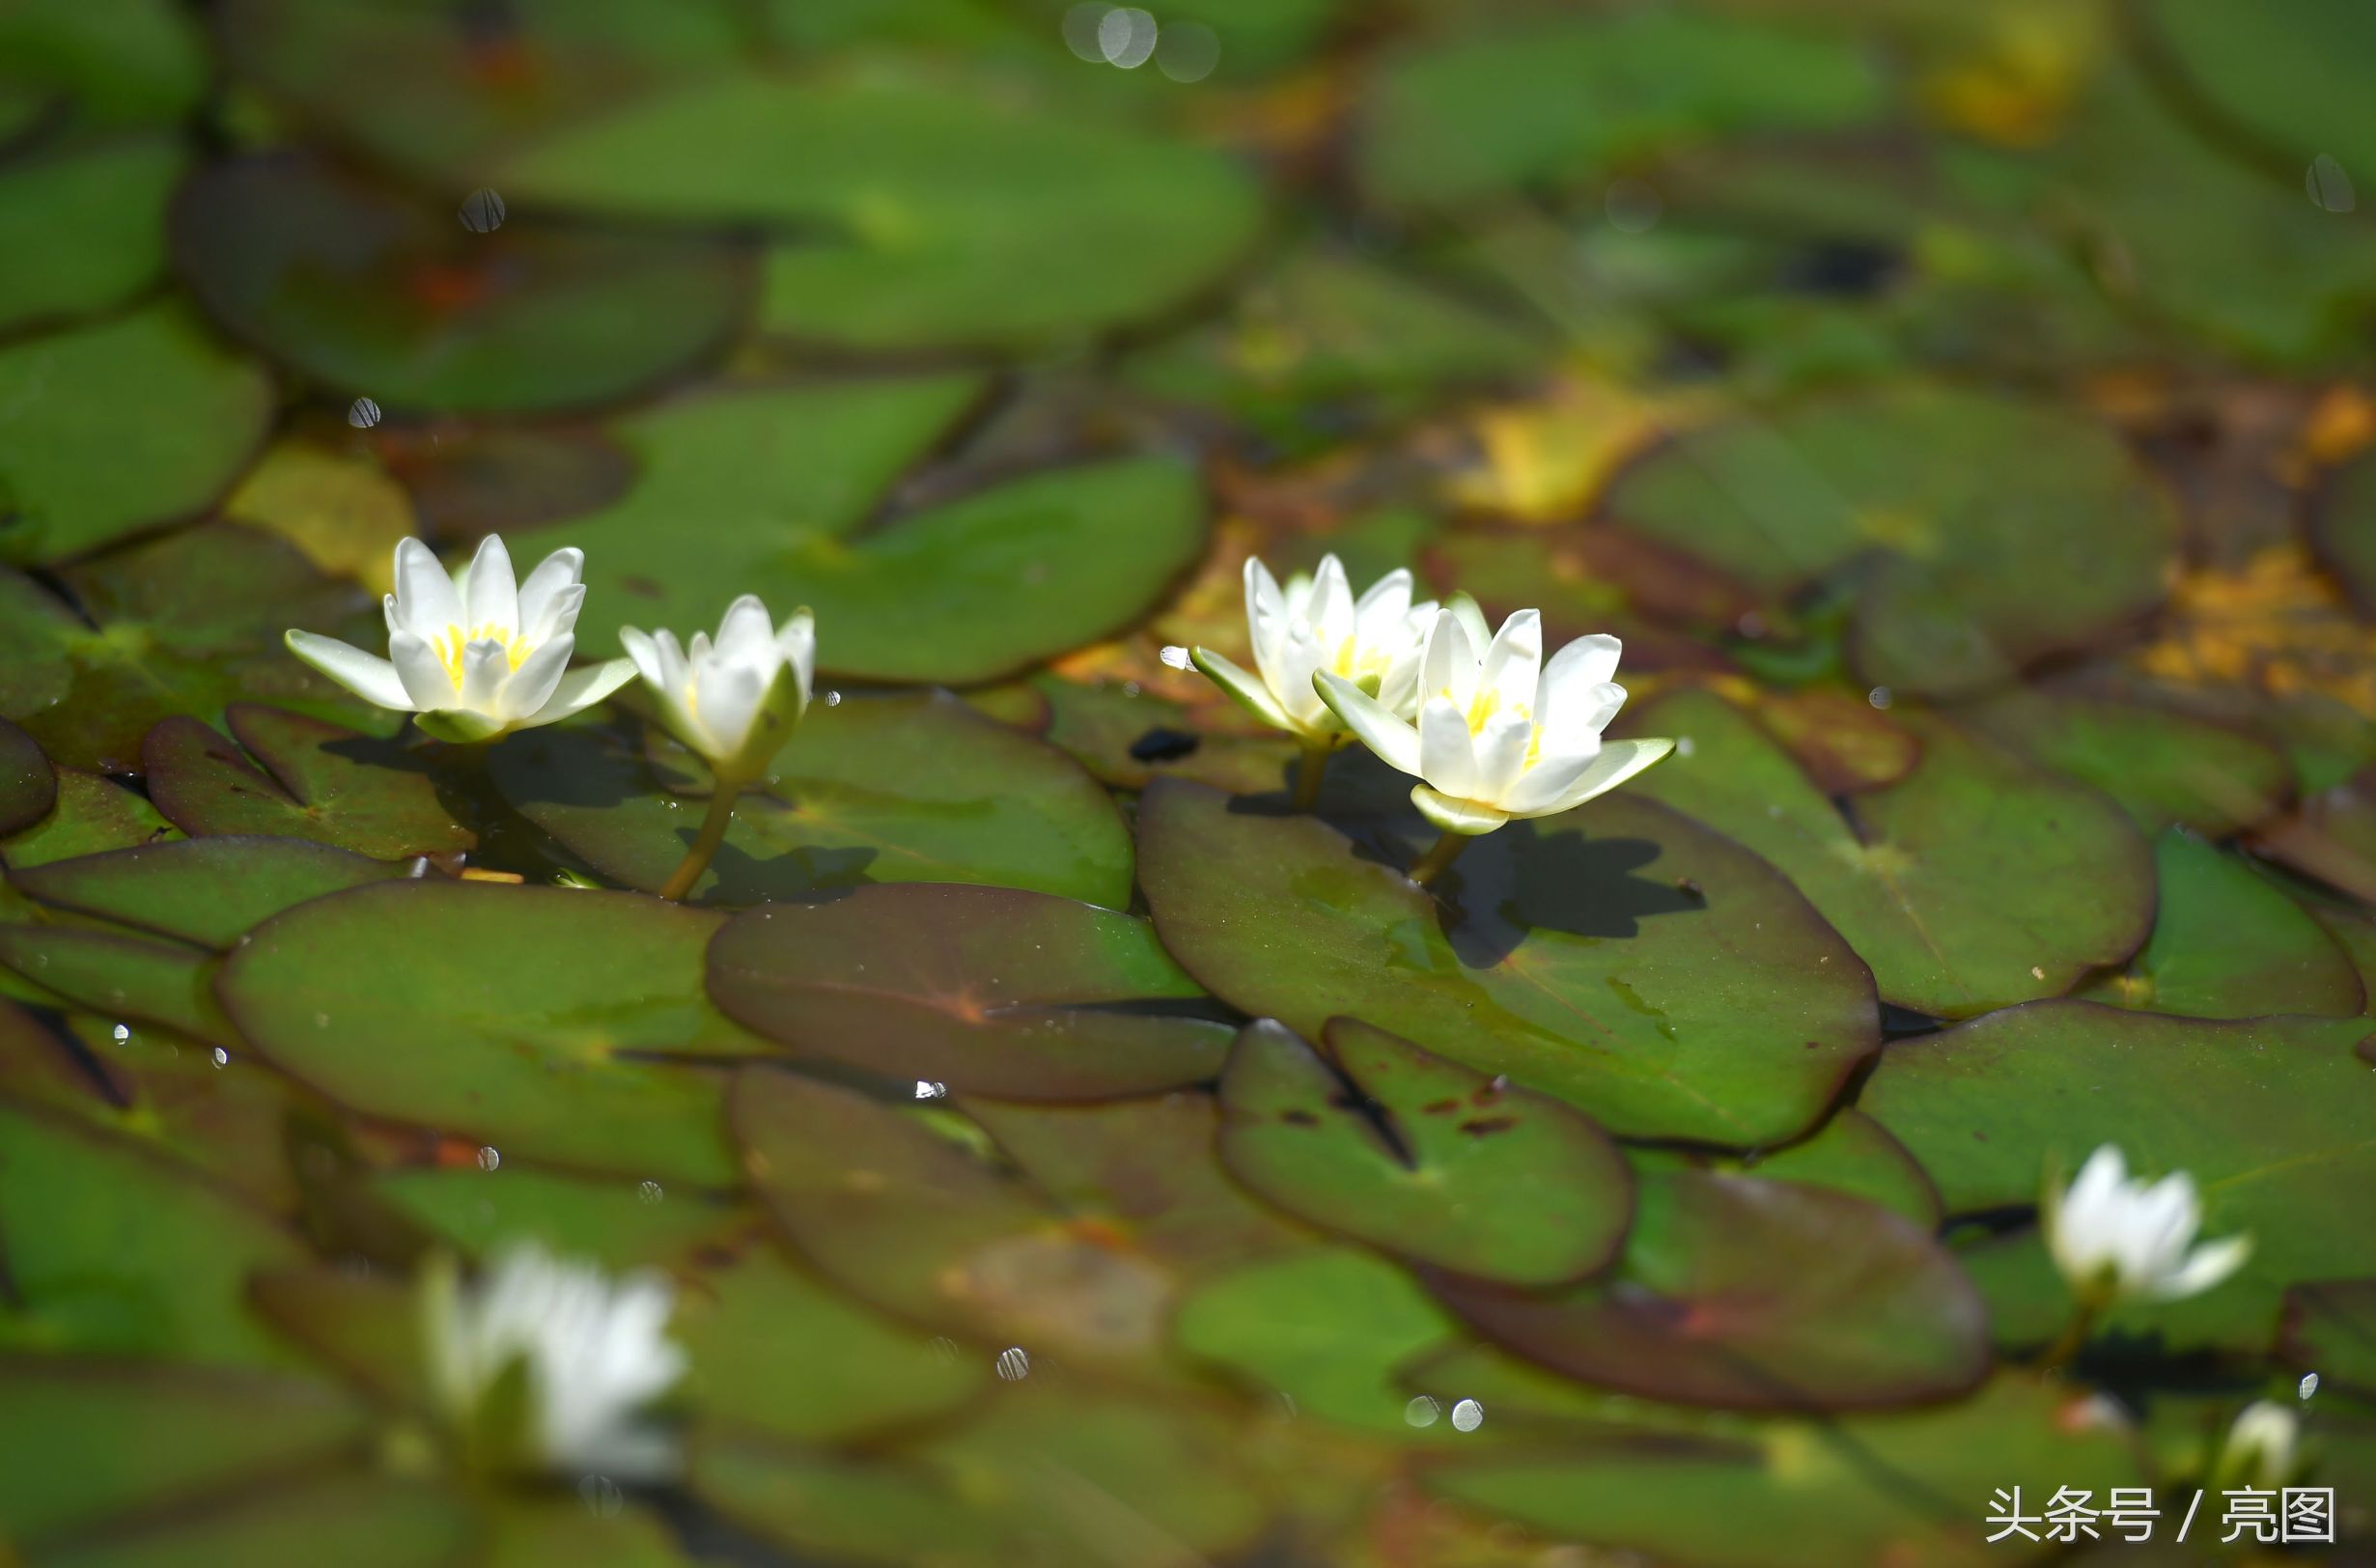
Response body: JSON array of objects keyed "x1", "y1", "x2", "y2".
[
  {"x1": 658, "y1": 782, "x2": 741, "y2": 902},
  {"x1": 2037, "y1": 1298, "x2": 2100, "y2": 1372},
  {"x1": 1408, "y1": 829, "x2": 1469, "y2": 887},
  {"x1": 1291, "y1": 743, "x2": 1331, "y2": 813}
]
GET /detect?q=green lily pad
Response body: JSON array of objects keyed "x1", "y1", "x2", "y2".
[
  {"x1": 1030, "y1": 675, "x2": 1296, "y2": 796},
  {"x1": 1959, "y1": 688, "x2": 2292, "y2": 836},
  {"x1": 244, "y1": 1264, "x2": 428, "y2": 1413},
  {"x1": 490, "y1": 692, "x2": 1131, "y2": 907},
  {"x1": 516, "y1": 376, "x2": 982, "y2": 659},
  {"x1": 1603, "y1": 385, "x2": 2178, "y2": 698},
  {"x1": 707, "y1": 882, "x2": 1231, "y2": 1101},
  {"x1": 172, "y1": 154, "x2": 754, "y2": 413},
  {"x1": 143, "y1": 707, "x2": 473, "y2": 861},
  {"x1": 1358, "y1": 8, "x2": 1887, "y2": 211},
  {"x1": 1733, "y1": 1108, "x2": 1941, "y2": 1229},
  {"x1": 1216, "y1": 1018, "x2": 1632, "y2": 1287},
  {"x1": 1135, "y1": 778, "x2": 1880, "y2": 1146},
  {"x1": 2137, "y1": 0, "x2": 2376, "y2": 195},
  {"x1": 0, "y1": 925, "x2": 232, "y2": 1046},
  {"x1": 11, "y1": 837, "x2": 406, "y2": 949},
  {"x1": 1427, "y1": 1375, "x2": 2143, "y2": 1568},
  {"x1": 677, "y1": 1242, "x2": 985, "y2": 1446},
  {"x1": 1862, "y1": 1000, "x2": 2376, "y2": 1346},
  {"x1": 482, "y1": 1500, "x2": 694, "y2": 1568},
  {"x1": 0, "y1": 0, "x2": 208, "y2": 131},
  {"x1": 2077, "y1": 826, "x2": 2362, "y2": 1018},
  {"x1": 2, "y1": 523, "x2": 398, "y2": 774},
  {"x1": 0, "y1": 136, "x2": 182, "y2": 333},
  {"x1": 37, "y1": 1470, "x2": 470, "y2": 1568},
  {"x1": 496, "y1": 72, "x2": 1263, "y2": 351},
  {"x1": 2280, "y1": 1279, "x2": 2376, "y2": 1399},
  {"x1": 1172, "y1": 1246, "x2": 1462, "y2": 1438},
  {"x1": 216, "y1": 881, "x2": 772, "y2": 1184},
  {"x1": 0, "y1": 302, "x2": 272, "y2": 564},
  {"x1": 0, "y1": 1358, "x2": 367, "y2": 1548},
  {"x1": 1426, "y1": 1171, "x2": 1989, "y2": 1412},
  {"x1": 1, "y1": 768, "x2": 175, "y2": 870},
  {"x1": 0, "y1": 715, "x2": 55, "y2": 835},
  {"x1": 374, "y1": 1164, "x2": 744, "y2": 1271},
  {"x1": 793, "y1": 457, "x2": 1207, "y2": 685},
  {"x1": 1631, "y1": 691, "x2": 2154, "y2": 1019},
  {"x1": 0, "y1": 1099, "x2": 303, "y2": 1366}
]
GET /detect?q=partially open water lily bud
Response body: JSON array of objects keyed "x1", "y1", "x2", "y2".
[{"x1": 621, "y1": 595, "x2": 815, "y2": 786}]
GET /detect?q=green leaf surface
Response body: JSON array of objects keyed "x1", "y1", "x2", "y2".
[
  {"x1": 517, "y1": 376, "x2": 982, "y2": 658},
  {"x1": 0, "y1": 924, "x2": 232, "y2": 1046},
  {"x1": 0, "y1": 303, "x2": 272, "y2": 564},
  {"x1": 492, "y1": 692, "x2": 1131, "y2": 907},
  {"x1": 143, "y1": 707, "x2": 473, "y2": 861},
  {"x1": 0, "y1": 1357, "x2": 367, "y2": 1548},
  {"x1": 2076, "y1": 826, "x2": 2362, "y2": 1018},
  {"x1": 1731, "y1": 1108, "x2": 1941, "y2": 1229},
  {"x1": 0, "y1": 0, "x2": 208, "y2": 130},
  {"x1": 1427, "y1": 1172, "x2": 1989, "y2": 1412},
  {"x1": 38, "y1": 1471, "x2": 471, "y2": 1568},
  {"x1": 1217, "y1": 1018, "x2": 1632, "y2": 1287},
  {"x1": 0, "y1": 1099, "x2": 303, "y2": 1366},
  {"x1": 0, "y1": 137, "x2": 182, "y2": 332},
  {"x1": 1632, "y1": 691, "x2": 2154, "y2": 1018},
  {"x1": 2138, "y1": 0, "x2": 2376, "y2": 197},
  {"x1": 172, "y1": 154, "x2": 753, "y2": 413},
  {"x1": 2280, "y1": 1278, "x2": 2376, "y2": 1399},
  {"x1": 374, "y1": 1164, "x2": 744, "y2": 1271},
  {"x1": 1604, "y1": 386, "x2": 2179, "y2": 698},
  {"x1": 0, "y1": 715, "x2": 56, "y2": 836},
  {"x1": 1863, "y1": 1000, "x2": 2376, "y2": 1346},
  {"x1": 1136, "y1": 777, "x2": 1880, "y2": 1146},
  {"x1": 497, "y1": 73, "x2": 1263, "y2": 351},
  {"x1": 708, "y1": 882, "x2": 1230, "y2": 1101},
  {"x1": 216, "y1": 881, "x2": 769, "y2": 1184},
  {"x1": 11, "y1": 836, "x2": 406, "y2": 949},
  {"x1": 1427, "y1": 1375, "x2": 2143, "y2": 1568},
  {"x1": 1959, "y1": 688, "x2": 2292, "y2": 836},
  {"x1": 2251, "y1": 764, "x2": 2376, "y2": 906},
  {"x1": 1360, "y1": 9, "x2": 1887, "y2": 210},
  {"x1": 1, "y1": 768, "x2": 175, "y2": 870}
]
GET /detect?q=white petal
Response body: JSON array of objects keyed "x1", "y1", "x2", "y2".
[
  {"x1": 713, "y1": 594, "x2": 776, "y2": 671},
  {"x1": 1316, "y1": 671, "x2": 1421, "y2": 775},
  {"x1": 1540, "y1": 634, "x2": 1623, "y2": 725},
  {"x1": 521, "y1": 658, "x2": 636, "y2": 729},
  {"x1": 1419, "y1": 608, "x2": 1475, "y2": 712},
  {"x1": 459, "y1": 639, "x2": 510, "y2": 714},
  {"x1": 391, "y1": 537, "x2": 461, "y2": 637},
  {"x1": 694, "y1": 660, "x2": 767, "y2": 759},
  {"x1": 1273, "y1": 623, "x2": 1331, "y2": 730},
  {"x1": 460, "y1": 534, "x2": 518, "y2": 635},
  {"x1": 389, "y1": 629, "x2": 458, "y2": 711},
  {"x1": 1523, "y1": 737, "x2": 1675, "y2": 819},
  {"x1": 618, "y1": 627, "x2": 667, "y2": 691},
  {"x1": 1496, "y1": 736, "x2": 1603, "y2": 816},
  {"x1": 1478, "y1": 608, "x2": 1543, "y2": 715},
  {"x1": 517, "y1": 547, "x2": 586, "y2": 643},
  {"x1": 502, "y1": 634, "x2": 573, "y2": 722},
  {"x1": 1417, "y1": 696, "x2": 1481, "y2": 799},
  {"x1": 1412, "y1": 785, "x2": 1509, "y2": 836},
  {"x1": 1470, "y1": 711, "x2": 1536, "y2": 803},
  {"x1": 1352, "y1": 567, "x2": 1414, "y2": 631},
  {"x1": 1305, "y1": 555, "x2": 1355, "y2": 642},
  {"x1": 1244, "y1": 557, "x2": 1289, "y2": 682},
  {"x1": 1192, "y1": 647, "x2": 1293, "y2": 732},
  {"x1": 2153, "y1": 1233, "x2": 2251, "y2": 1302},
  {"x1": 283, "y1": 630, "x2": 414, "y2": 711},
  {"x1": 775, "y1": 608, "x2": 816, "y2": 705},
  {"x1": 1446, "y1": 593, "x2": 1493, "y2": 664}
]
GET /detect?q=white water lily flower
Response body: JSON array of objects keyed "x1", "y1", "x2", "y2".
[
  {"x1": 620, "y1": 596, "x2": 815, "y2": 784},
  {"x1": 2044, "y1": 1143, "x2": 2251, "y2": 1308},
  {"x1": 285, "y1": 536, "x2": 633, "y2": 743},
  {"x1": 424, "y1": 1242, "x2": 685, "y2": 1479},
  {"x1": 1188, "y1": 555, "x2": 1436, "y2": 746},
  {"x1": 1316, "y1": 600, "x2": 1674, "y2": 835},
  {"x1": 2217, "y1": 1401, "x2": 2303, "y2": 1490}
]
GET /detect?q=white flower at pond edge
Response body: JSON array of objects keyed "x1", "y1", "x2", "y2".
[
  {"x1": 1188, "y1": 555, "x2": 1436, "y2": 746},
  {"x1": 1315, "y1": 601, "x2": 1674, "y2": 834},
  {"x1": 2044, "y1": 1143, "x2": 2251, "y2": 1307},
  {"x1": 285, "y1": 536, "x2": 634, "y2": 743},
  {"x1": 620, "y1": 595, "x2": 815, "y2": 784},
  {"x1": 423, "y1": 1242, "x2": 685, "y2": 1479}
]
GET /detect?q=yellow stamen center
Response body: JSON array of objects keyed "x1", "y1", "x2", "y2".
[{"x1": 432, "y1": 624, "x2": 530, "y2": 686}]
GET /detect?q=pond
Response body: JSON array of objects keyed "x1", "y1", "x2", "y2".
[{"x1": 2, "y1": 0, "x2": 2374, "y2": 1563}]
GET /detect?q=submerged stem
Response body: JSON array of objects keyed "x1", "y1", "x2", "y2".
[
  {"x1": 2037, "y1": 1298, "x2": 2101, "y2": 1372},
  {"x1": 658, "y1": 781, "x2": 741, "y2": 903},
  {"x1": 1407, "y1": 829, "x2": 1469, "y2": 887},
  {"x1": 1291, "y1": 743, "x2": 1332, "y2": 813}
]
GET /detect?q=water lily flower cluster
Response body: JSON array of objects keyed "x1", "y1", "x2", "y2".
[
  {"x1": 287, "y1": 535, "x2": 816, "y2": 899},
  {"x1": 2038, "y1": 1143, "x2": 2250, "y2": 1365},
  {"x1": 287, "y1": 537, "x2": 633, "y2": 744},
  {"x1": 422, "y1": 1242, "x2": 685, "y2": 1480},
  {"x1": 1182, "y1": 553, "x2": 1673, "y2": 881}
]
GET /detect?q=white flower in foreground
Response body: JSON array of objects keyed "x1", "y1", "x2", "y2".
[
  {"x1": 620, "y1": 595, "x2": 815, "y2": 784},
  {"x1": 424, "y1": 1242, "x2": 685, "y2": 1479},
  {"x1": 1316, "y1": 600, "x2": 1673, "y2": 836},
  {"x1": 286, "y1": 536, "x2": 633, "y2": 743},
  {"x1": 2044, "y1": 1144, "x2": 2251, "y2": 1308},
  {"x1": 1187, "y1": 555, "x2": 1436, "y2": 747},
  {"x1": 2216, "y1": 1400, "x2": 2304, "y2": 1491}
]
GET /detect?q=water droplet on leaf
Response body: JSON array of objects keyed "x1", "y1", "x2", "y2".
[
  {"x1": 995, "y1": 1346, "x2": 1031, "y2": 1381},
  {"x1": 459, "y1": 187, "x2": 508, "y2": 234},
  {"x1": 1404, "y1": 1395, "x2": 1440, "y2": 1428},
  {"x1": 1451, "y1": 1398, "x2": 1484, "y2": 1432},
  {"x1": 477, "y1": 1146, "x2": 501, "y2": 1171},
  {"x1": 347, "y1": 397, "x2": 381, "y2": 429}
]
